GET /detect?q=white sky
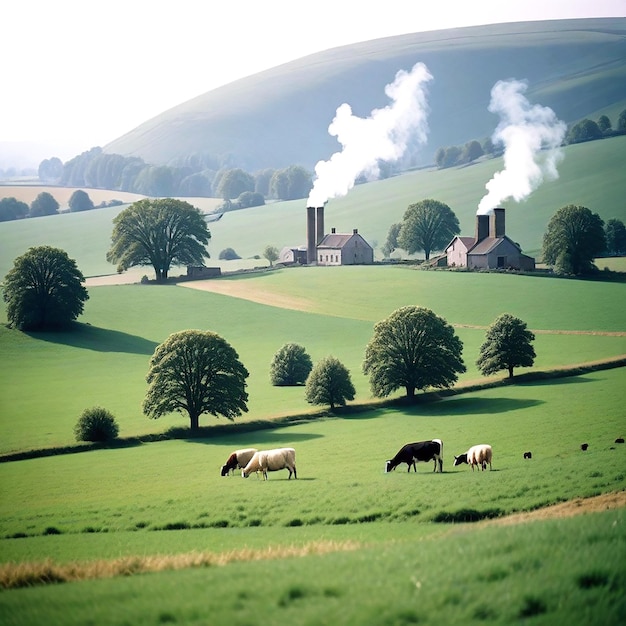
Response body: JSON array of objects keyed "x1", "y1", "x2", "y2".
[{"x1": 2, "y1": 0, "x2": 625, "y2": 162}]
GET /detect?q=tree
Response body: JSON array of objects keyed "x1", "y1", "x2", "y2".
[
  {"x1": 363, "y1": 306, "x2": 466, "y2": 399},
  {"x1": 237, "y1": 191, "x2": 265, "y2": 208},
  {"x1": 542, "y1": 205, "x2": 606, "y2": 275},
  {"x1": 566, "y1": 119, "x2": 602, "y2": 144},
  {"x1": 143, "y1": 330, "x2": 249, "y2": 431},
  {"x1": 382, "y1": 223, "x2": 401, "y2": 257},
  {"x1": 462, "y1": 140, "x2": 484, "y2": 164},
  {"x1": 263, "y1": 245, "x2": 279, "y2": 267},
  {"x1": 597, "y1": 115, "x2": 612, "y2": 134},
  {"x1": 216, "y1": 168, "x2": 255, "y2": 200},
  {"x1": 269, "y1": 165, "x2": 312, "y2": 200},
  {"x1": 69, "y1": 189, "x2": 94, "y2": 212},
  {"x1": 38, "y1": 157, "x2": 63, "y2": 183},
  {"x1": 107, "y1": 198, "x2": 211, "y2": 282},
  {"x1": 397, "y1": 199, "x2": 460, "y2": 260},
  {"x1": 270, "y1": 343, "x2": 313, "y2": 386},
  {"x1": 219, "y1": 248, "x2": 241, "y2": 260},
  {"x1": 305, "y1": 356, "x2": 355, "y2": 410},
  {"x1": 29, "y1": 191, "x2": 59, "y2": 217},
  {"x1": 74, "y1": 407, "x2": 119, "y2": 442},
  {"x1": 605, "y1": 219, "x2": 626, "y2": 256},
  {"x1": 0, "y1": 197, "x2": 29, "y2": 222},
  {"x1": 618, "y1": 109, "x2": 626, "y2": 132},
  {"x1": 476, "y1": 313, "x2": 536, "y2": 379},
  {"x1": 3, "y1": 246, "x2": 89, "y2": 330}
]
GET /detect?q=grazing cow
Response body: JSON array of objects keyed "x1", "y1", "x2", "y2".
[
  {"x1": 385, "y1": 439, "x2": 443, "y2": 473},
  {"x1": 242, "y1": 448, "x2": 297, "y2": 480},
  {"x1": 581, "y1": 443, "x2": 589, "y2": 451},
  {"x1": 523, "y1": 451, "x2": 532, "y2": 459},
  {"x1": 454, "y1": 444, "x2": 493, "y2": 471},
  {"x1": 220, "y1": 448, "x2": 258, "y2": 476}
]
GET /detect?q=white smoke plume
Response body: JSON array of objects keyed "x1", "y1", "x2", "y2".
[
  {"x1": 477, "y1": 79, "x2": 566, "y2": 215},
  {"x1": 307, "y1": 62, "x2": 433, "y2": 207}
]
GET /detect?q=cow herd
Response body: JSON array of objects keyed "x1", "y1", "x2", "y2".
[{"x1": 219, "y1": 440, "x2": 495, "y2": 480}]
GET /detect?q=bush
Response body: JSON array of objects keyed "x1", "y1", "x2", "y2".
[
  {"x1": 74, "y1": 407, "x2": 119, "y2": 442},
  {"x1": 219, "y1": 248, "x2": 241, "y2": 260},
  {"x1": 270, "y1": 343, "x2": 313, "y2": 386}
]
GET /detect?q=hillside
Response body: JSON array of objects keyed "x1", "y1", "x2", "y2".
[{"x1": 104, "y1": 18, "x2": 626, "y2": 171}]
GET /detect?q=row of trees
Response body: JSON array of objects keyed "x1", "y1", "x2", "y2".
[
  {"x1": 38, "y1": 147, "x2": 314, "y2": 203},
  {"x1": 434, "y1": 109, "x2": 626, "y2": 170},
  {"x1": 138, "y1": 307, "x2": 536, "y2": 429},
  {"x1": 383, "y1": 198, "x2": 625, "y2": 274},
  {"x1": 566, "y1": 110, "x2": 626, "y2": 145},
  {"x1": 0, "y1": 190, "x2": 122, "y2": 222}
]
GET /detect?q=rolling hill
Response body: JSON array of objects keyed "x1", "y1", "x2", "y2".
[{"x1": 104, "y1": 18, "x2": 626, "y2": 171}]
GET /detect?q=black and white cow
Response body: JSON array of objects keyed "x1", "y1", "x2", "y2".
[{"x1": 385, "y1": 439, "x2": 443, "y2": 473}]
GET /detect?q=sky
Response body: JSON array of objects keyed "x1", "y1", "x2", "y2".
[{"x1": 2, "y1": 0, "x2": 624, "y2": 166}]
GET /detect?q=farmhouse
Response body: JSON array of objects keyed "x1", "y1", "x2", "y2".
[
  {"x1": 280, "y1": 205, "x2": 374, "y2": 266},
  {"x1": 445, "y1": 208, "x2": 535, "y2": 270}
]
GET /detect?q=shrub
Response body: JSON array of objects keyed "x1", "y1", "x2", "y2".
[
  {"x1": 74, "y1": 407, "x2": 119, "y2": 443},
  {"x1": 270, "y1": 343, "x2": 313, "y2": 386},
  {"x1": 219, "y1": 248, "x2": 241, "y2": 260}
]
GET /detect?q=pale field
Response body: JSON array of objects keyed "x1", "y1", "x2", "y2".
[{"x1": 0, "y1": 185, "x2": 224, "y2": 213}]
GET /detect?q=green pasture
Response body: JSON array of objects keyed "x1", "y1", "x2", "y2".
[
  {"x1": 1, "y1": 367, "x2": 624, "y2": 542},
  {"x1": 1, "y1": 267, "x2": 625, "y2": 454},
  {"x1": 0, "y1": 510, "x2": 624, "y2": 626},
  {"x1": 1, "y1": 136, "x2": 625, "y2": 281},
  {"x1": 0, "y1": 368, "x2": 624, "y2": 625}
]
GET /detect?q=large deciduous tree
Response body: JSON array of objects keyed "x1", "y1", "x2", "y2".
[
  {"x1": 397, "y1": 199, "x2": 460, "y2": 260},
  {"x1": 216, "y1": 168, "x2": 255, "y2": 200},
  {"x1": 305, "y1": 356, "x2": 355, "y2": 410},
  {"x1": 542, "y1": 205, "x2": 606, "y2": 275},
  {"x1": 107, "y1": 198, "x2": 211, "y2": 282},
  {"x1": 270, "y1": 343, "x2": 313, "y2": 386},
  {"x1": 143, "y1": 330, "x2": 249, "y2": 431},
  {"x1": 363, "y1": 306, "x2": 465, "y2": 399},
  {"x1": 476, "y1": 313, "x2": 536, "y2": 379},
  {"x1": 3, "y1": 246, "x2": 89, "y2": 330}
]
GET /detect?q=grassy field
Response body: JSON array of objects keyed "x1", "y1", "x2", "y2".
[
  {"x1": 1, "y1": 136, "x2": 625, "y2": 280},
  {"x1": 1, "y1": 143, "x2": 625, "y2": 623},
  {"x1": 1, "y1": 266, "x2": 625, "y2": 455},
  {"x1": 0, "y1": 366, "x2": 624, "y2": 624}
]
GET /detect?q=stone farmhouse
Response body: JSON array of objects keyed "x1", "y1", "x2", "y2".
[
  {"x1": 279, "y1": 206, "x2": 374, "y2": 266},
  {"x1": 445, "y1": 208, "x2": 535, "y2": 270}
]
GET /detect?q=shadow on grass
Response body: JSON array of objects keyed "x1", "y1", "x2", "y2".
[
  {"x1": 27, "y1": 322, "x2": 158, "y2": 355},
  {"x1": 185, "y1": 430, "x2": 324, "y2": 446},
  {"x1": 406, "y1": 396, "x2": 544, "y2": 417}
]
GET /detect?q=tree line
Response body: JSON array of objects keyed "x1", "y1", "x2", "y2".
[
  {"x1": 383, "y1": 199, "x2": 626, "y2": 269},
  {"x1": 434, "y1": 108, "x2": 626, "y2": 170},
  {"x1": 37, "y1": 147, "x2": 314, "y2": 205}
]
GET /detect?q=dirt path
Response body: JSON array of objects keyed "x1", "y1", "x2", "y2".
[{"x1": 481, "y1": 491, "x2": 626, "y2": 527}]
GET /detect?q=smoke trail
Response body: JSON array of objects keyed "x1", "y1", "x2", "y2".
[
  {"x1": 307, "y1": 62, "x2": 432, "y2": 207},
  {"x1": 477, "y1": 79, "x2": 566, "y2": 215}
]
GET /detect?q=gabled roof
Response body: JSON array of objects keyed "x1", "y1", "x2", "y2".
[
  {"x1": 468, "y1": 236, "x2": 522, "y2": 256},
  {"x1": 317, "y1": 232, "x2": 372, "y2": 249},
  {"x1": 445, "y1": 236, "x2": 476, "y2": 252}
]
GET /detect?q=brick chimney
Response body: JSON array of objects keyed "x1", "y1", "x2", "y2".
[
  {"x1": 490, "y1": 208, "x2": 505, "y2": 238},
  {"x1": 306, "y1": 207, "x2": 316, "y2": 264},
  {"x1": 316, "y1": 207, "x2": 325, "y2": 244},
  {"x1": 475, "y1": 214, "x2": 489, "y2": 242}
]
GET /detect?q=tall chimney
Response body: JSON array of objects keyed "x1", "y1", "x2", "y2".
[
  {"x1": 475, "y1": 214, "x2": 489, "y2": 242},
  {"x1": 316, "y1": 207, "x2": 324, "y2": 244},
  {"x1": 306, "y1": 207, "x2": 316, "y2": 264},
  {"x1": 490, "y1": 208, "x2": 505, "y2": 238}
]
